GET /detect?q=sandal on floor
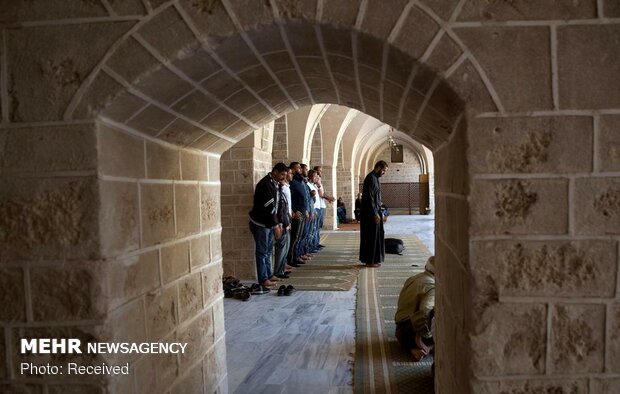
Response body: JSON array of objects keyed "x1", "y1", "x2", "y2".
[
  {"x1": 277, "y1": 285, "x2": 286, "y2": 296},
  {"x1": 284, "y1": 285, "x2": 296, "y2": 296}
]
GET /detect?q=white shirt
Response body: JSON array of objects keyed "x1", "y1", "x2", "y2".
[
  {"x1": 316, "y1": 175, "x2": 327, "y2": 209},
  {"x1": 282, "y1": 183, "x2": 292, "y2": 216},
  {"x1": 307, "y1": 182, "x2": 321, "y2": 210}
]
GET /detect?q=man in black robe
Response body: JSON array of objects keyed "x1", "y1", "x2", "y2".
[{"x1": 359, "y1": 160, "x2": 388, "y2": 267}]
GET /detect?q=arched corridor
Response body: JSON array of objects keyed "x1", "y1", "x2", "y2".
[
  {"x1": 224, "y1": 214, "x2": 436, "y2": 393},
  {"x1": 2, "y1": 1, "x2": 620, "y2": 393}
]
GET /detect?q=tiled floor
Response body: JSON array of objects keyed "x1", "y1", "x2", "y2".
[{"x1": 224, "y1": 215, "x2": 435, "y2": 393}]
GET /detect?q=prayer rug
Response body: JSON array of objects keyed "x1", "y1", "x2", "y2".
[
  {"x1": 285, "y1": 233, "x2": 362, "y2": 291},
  {"x1": 355, "y1": 234, "x2": 434, "y2": 394}
]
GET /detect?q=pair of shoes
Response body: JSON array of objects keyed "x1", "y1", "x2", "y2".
[
  {"x1": 275, "y1": 274, "x2": 290, "y2": 279},
  {"x1": 250, "y1": 283, "x2": 270, "y2": 295},
  {"x1": 277, "y1": 285, "x2": 296, "y2": 296},
  {"x1": 232, "y1": 288, "x2": 250, "y2": 301},
  {"x1": 222, "y1": 275, "x2": 240, "y2": 287}
]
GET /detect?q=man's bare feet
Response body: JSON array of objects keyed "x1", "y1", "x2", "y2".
[
  {"x1": 411, "y1": 348, "x2": 427, "y2": 361},
  {"x1": 262, "y1": 280, "x2": 276, "y2": 287},
  {"x1": 269, "y1": 276, "x2": 282, "y2": 282}
]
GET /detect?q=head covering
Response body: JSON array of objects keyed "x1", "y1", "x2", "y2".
[{"x1": 425, "y1": 256, "x2": 436, "y2": 274}]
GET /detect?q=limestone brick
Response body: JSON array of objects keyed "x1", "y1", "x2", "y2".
[
  {"x1": 145, "y1": 285, "x2": 178, "y2": 341},
  {"x1": 177, "y1": 0, "x2": 236, "y2": 41},
  {"x1": 47, "y1": 384, "x2": 104, "y2": 394},
  {"x1": 0, "y1": 177, "x2": 99, "y2": 261},
  {"x1": 133, "y1": 354, "x2": 157, "y2": 394},
  {"x1": 170, "y1": 362, "x2": 203, "y2": 394},
  {"x1": 127, "y1": 105, "x2": 177, "y2": 137},
  {"x1": 551, "y1": 304, "x2": 605, "y2": 373},
  {"x1": 435, "y1": 120, "x2": 468, "y2": 195},
  {"x1": 105, "y1": 300, "x2": 146, "y2": 361},
  {"x1": 98, "y1": 124, "x2": 145, "y2": 179},
  {"x1": 600, "y1": 115, "x2": 620, "y2": 172},
  {"x1": 208, "y1": 156, "x2": 220, "y2": 182},
  {"x1": 471, "y1": 303, "x2": 547, "y2": 375},
  {"x1": 470, "y1": 179, "x2": 568, "y2": 236},
  {"x1": 201, "y1": 184, "x2": 221, "y2": 230},
  {"x1": 0, "y1": 327, "x2": 5, "y2": 379},
  {"x1": 180, "y1": 151, "x2": 208, "y2": 181},
  {"x1": 457, "y1": 0, "x2": 596, "y2": 21},
  {"x1": 171, "y1": 90, "x2": 218, "y2": 121},
  {"x1": 606, "y1": 0, "x2": 620, "y2": 17},
  {"x1": 30, "y1": 264, "x2": 105, "y2": 321},
  {"x1": 203, "y1": 338, "x2": 227, "y2": 391},
  {"x1": 455, "y1": 26, "x2": 552, "y2": 112},
  {"x1": 0, "y1": 268, "x2": 25, "y2": 322},
  {"x1": 471, "y1": 240, "x2": 617, "y2": 298},
  {"x1": 447, "y1": 60, "x2": 497, "y2": 113},
  {"x1": 435, "y1": 196, "x2": 469, "y2": 263},
  {"x1": 178, "y1": 271, "x2": 203, "y2": 324},
  {"x1": 6, "y1": 22, "x2": 133, "y2": 121},
  {"x1": 175, "y1": 183, "x2": 200, "y2": 236},
  {"x1": 72, "y1": 71, "x2": 126, "y2": 120},
  {"x1": 161, "y1": 241, "x2": 190, "y2": 284},
  {"x1": 1, "y1": 124, "x2": 96, "y2": 174},
  {"x1": 178, "y1": 309, "x2": 214, "y2": 370},
  {"x1": 99, "y1": 180, "x2": 140, "y2": 257},
  {"x1": 321, "y1": 0, "x2": 361, "y2": 27},
  {"x1": 558, "y1": 25, "x2": 620, "y2": 109},
  {"x1": 172, "y1": 48, "x2": 220, "y2": 83},
  {"x1": 107, "y1": 250, "x2": 159, "y2": 309},
  {"x1": 426, "y1": 35, "x2": 462, "y2": 75},
  {"x1": 190, "y1": 234, "x2": 211, "y2": 269},
  {"x1": 590, "y1": 379, "x2": 620, "y2": 394},
  {"x1": 0, "y1": 1, "x2": 108, "y2": 21},
  {"x1": 202, "y1": 263, "x2": 223, "y2": 307},
  {"x1": 212, "y1": 300, "x2": 225, "y2": 341},
  {"x1": 574, "y1": 178, "x2": 620, "y2": 235},
  {"x1": 469, "y1": 117, "x2": 593, "y2": 174},
  {"x1": 153, "y1": 332, "x2": 180, "y2": 391},
  {"x1": 140, "y1": 183, "x2": 175, "y2": 246},
  {"x1": 138, "y1": 7, "x2": 197, "y2": 62},
  {"x1": 134, "y1": 66, "x2": 194, "y2": 107},
  {"x1": 101, "y1": 91, "x2": 148, "y2": 124},
  {"x1": 392, "y1": 6, "x2": 439, "y2": 61},
  {"x1": 146, "y1": 142, "x2": 180, "y2": 180},
  {"x1": 157, "y1": 119, "x2": 209, "y2": 147},
  {"x1": 609, "y1": 303, "x2": 620, "y2": 372},
  {"x1": 472, "y1": 379, "x2": 587, "y2": 394},
  {"x1": 210, "y1": 231, "x2": 223, "y2": 261}
]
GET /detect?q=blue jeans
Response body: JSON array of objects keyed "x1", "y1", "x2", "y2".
[
  {"x1": 274, "y1": 230, "x2": 290, "y2": 276},
  {"x1": 315, "y1": 208, "x2": 325, "y2": 247},
  {"x1": 249, "y1": 221, "x2": 273, "y2": 283}
]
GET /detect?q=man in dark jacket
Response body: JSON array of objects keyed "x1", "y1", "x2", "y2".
[
  {"x1": 249, "y1": 162, "x2": 289, "y2": 289},
  {"x1": 359, "y1": 160, "x2": 388, "y2": 266},
  {"x1": 287, "y1": 162, "x2": 309, "y2": 266}
]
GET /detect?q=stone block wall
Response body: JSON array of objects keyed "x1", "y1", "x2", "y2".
[
  {"x1": 376, "y1": 145, "x2": 423, "y2": 183},
  {"x1": 433, "y1": 119, "x2": 471, "y2": 394},
  {"x1": 336, "y1": 166, "x2": 353, "y2": 220},
  {"x1": 310, "y1": 126, "x2": 323, "y2": 166},
  {"x1": 97, "y1": 122, "x2": 227, "y2": 393},
  {"x1": 221, "y1": 135, "x2": 273, "y2": 282},
  {"x1": 272, "y1": 116, "x2": 288, "y2": 165}
]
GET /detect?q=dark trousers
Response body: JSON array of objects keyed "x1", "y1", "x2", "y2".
[{"x1": 288, "y1": 216, "x2": 304, "y2": 263}]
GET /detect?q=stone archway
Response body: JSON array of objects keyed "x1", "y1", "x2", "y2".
[{"x1": 2, "y1": 1, "x2": 619, "y2": 393}]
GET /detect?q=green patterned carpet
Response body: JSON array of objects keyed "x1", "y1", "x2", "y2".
[{"x1": 356, "y1": 234, "x2": 434, "y2": 394}]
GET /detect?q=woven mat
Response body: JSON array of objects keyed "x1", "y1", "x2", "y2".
[
  {"x1": 284, "y1": 233, "x2": 362, "y2": 291},
  {"x1": 355, "y1": 234, "x2": 434, "y2": 394}
]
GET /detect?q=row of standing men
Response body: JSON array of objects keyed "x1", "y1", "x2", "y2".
[{"x1": 249, "y1": 162, "x2": 335, "y2": 291}]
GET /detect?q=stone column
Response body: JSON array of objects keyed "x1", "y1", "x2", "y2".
[
  {"x1": 272, "y1": 115, "x2": 288, "y2": 166},
  {"x1": 220, "y1": 133, "x2": 272, "y2": 281}
]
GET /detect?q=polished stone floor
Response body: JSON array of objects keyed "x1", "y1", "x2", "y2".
[{"x1": 224, "y1": 215, "x2": 435, "y2": 393}]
